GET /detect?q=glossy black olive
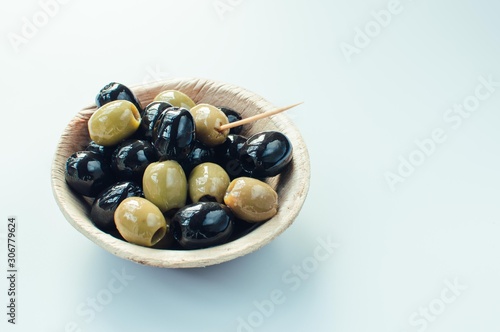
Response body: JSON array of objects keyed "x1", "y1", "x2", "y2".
[
  {"x1": 90, "y1": 181, "x2": 144, "y2": 231},
  {"x1": 152, "y1": 107, "x2": 196, "y2": 161},
  {"x1": 219, "y1": 106, "x2": 243, "y2": 135},
  {"x1": 136, "y1": 101, "x2": 173, "y2": 140},
  {"x1": 172, "y1": 202, "x2": 234, "y2": 249},
  {"x1": 239, "y1": 131, "x2": 293, "y2": 177},
  {"x1": 85, "y1": 141, "x2": 114, "y2": 160},
  {"x1": 95, "y1": 82, "x2": 143, "y2": 114},
  {"x1": 65, "y1": 151, "x2": 115, "y2": 197},
  {"x1": 180, "y1": 140, "x2": 216, "y2": 175},
  {"x1": 111, "y1": 139, "x2": 159, "y2": 181},
  {"x1": 214, "y1": 134, "x2": 252, "y2": 179}
]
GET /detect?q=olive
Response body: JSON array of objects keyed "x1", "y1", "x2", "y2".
[
  {"x1": 111, "y1": 139, "x2": 159, "y2": 181},
  {"x1": 153, "y1": 90, "x2": 196, "y2": 109},
  {"x1": 190, "y1": 103, "x2": 230, "y2": 147},
  {"x1": 180, "y1": 140, "x2": 216, "y2": 175},
  {"x1": 114, "y1": 197, "x2": 168, "y2": 247},
  {"x1": 188, "y1": 162, "x2": 230, "y2": 203},
  {"x1": 136, "y1": 101, "x2": 173, "y2": 140},
  {"x1": 65, "y1": 151, "x2": 115, "y2": 197},
  {"x1": 152, "y1": 216, "x2": 176, "y2": 249},
  {"x1": 219, "y1": 107, "x2": 243, "y2": 135},
  {"x1": 239, "y1": 131, "x2": 293, "y2": 177},
  {"x1": 214, "y1": 134, "x2": 252, "y2": 179},
  {"x1": 95, "y1": 82, "x2": 143, "y2": 114},
  {"x1": 85, "y1": 141, "x2": 114, "y2": 160},
  {"x1": 88, "y1": 100, "x2": 141, "y2": 147},
  {"x1": 224, "y1": 177, "x2": 278, "y2": 223},
  {"x1": 90, "y1": 181, "x2": 144, "y2": 231},
  {"x1": 172, "y1": 202, "x2": 234, "y2": 249},
  {"x1": 142, "y1": 160, "x2": 187, "y2": 213},
  {"x1": 152, "y1": 107, "x2": 196, "y2": 160}
]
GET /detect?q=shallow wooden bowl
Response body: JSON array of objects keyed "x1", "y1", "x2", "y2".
[{"x1": 51, "y1": 77, "x2": 310, "y2": 268}]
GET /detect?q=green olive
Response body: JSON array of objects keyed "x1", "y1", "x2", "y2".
[
  {"x1": 153, "y1": 90, "x2": 196, "y2": 109},
  {"x1": 190, "y1": 103, "x2": 230, "y2": 147},
  {"x1": 224, "y1": 177, "x2": 278, "y2": 223},
  {"x1": 88, "y1": 100, "x2": 141, "y2": 146},
  {"x1": 143, "y1": 160, "x2": 187, "y2": 213},
  {"x1": 188, "y1": 162, "x2": 230, "y2": 203},
  {"x1": 114, "y1": 197, "x2": 167, "y2": 247},
  {"x1": 152, "y1": 216, "x2": 175, "y2": 249}
]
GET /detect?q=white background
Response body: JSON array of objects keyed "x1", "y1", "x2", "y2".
[{"x1": 1, "y1": 0, "x2": 500, "y2": 331}]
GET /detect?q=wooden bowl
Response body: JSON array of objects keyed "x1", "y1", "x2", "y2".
[{"x1": 51, "y1": 77, "x2": 310, "y2": 268}]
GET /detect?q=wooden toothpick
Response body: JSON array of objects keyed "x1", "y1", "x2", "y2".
[{"x1": 216, "y1": 102, "x2": 303, "y2": 132}]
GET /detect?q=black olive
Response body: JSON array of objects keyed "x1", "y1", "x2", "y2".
[
  {"x1": 219, "y1": 106, "x2": 243, "y2": 135},
  {"x1": 152, "y1": 107, "x2": 196, "y2": 161},
  {"x1": 214, "y1": 134, "x2": 252, "y2": 179},
  {"x1": 95, "y1": 82, "x2": 143, "y2": 114},
  {"x1": 239, "y1": 131, "x2": 293, "y2": 177},
  {"x1": 111, "y1": 139, "x2": 159, "y2": 182},
  {"x1": 65, "y1": 151, "x2": 115, "y2": 197},
  {"x1": 180, "y1": 140, "x2": 216, "y2": 175},
  {"x1": 85, "y1": 141, "x2": 114, "y2": 160},
  {"x1": 90, "y1": 181, "x2": 144, "y2": 231},
  {"x1": 172, "y1": 202, "x2": 234, "y2": 249},
  {"x1": 136, "y1": 101, "x2": 173, "y2": 140}
]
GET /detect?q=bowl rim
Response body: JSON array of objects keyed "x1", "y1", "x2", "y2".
[{"x1": 51, "y1": 77, "x2": 310, "y2": 268}]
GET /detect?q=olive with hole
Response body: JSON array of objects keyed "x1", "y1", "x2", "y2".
[
  {"x1": 224, "y1": 177, "x2": 278, "y2": 223},
  {"x1": 137, "y1": 101, "x2": 173, "y2": 140},
  {"x1": 188, "y1": 162, "x2": 230, "y2": 203},
  {"x1": 111, "y1": 139, "x2": 159, "y2": 181},
  {"x1": 152, "y1": 107, "x2": 196, "y2": 160},
  {"x1": 190, "y1": 103, "x2": 230, "y2": 147},
  {"x1": 88, "y1": 100, "x2": 141, "y2": 147},
  {"x1": 90, "y1": 181, "x2": 144, "y2": 231},
  {"x1": 239, "y1": 131, "x2": 293, "y2": 177},
  {"x1": 214, "y1": 134, "x2": 252, "y2": 179},
  {"x1": 153, "y1": 89, "x2": 196, "y2": 109},
  {"x1": 65, "y1": 151, "x2": 115, "y2": 197},
  {"x1": 95, "y1": 82, "x2": 143, "y2": 114},
  {"x1": 143, "y1": 160, "x2": 188, "y2": 213},
  {"x1": 172, "y1": 202, "x2": 234, "y2": 249},
  {"x1": 152, "y1": 216, "x2": 176, "y2": 249},
  {"x1": 114, "y1": 197, "x2": 168, "y2": 247},
  {"x1": 219, "y1": 106, "x2": 243, "y2": 135}
]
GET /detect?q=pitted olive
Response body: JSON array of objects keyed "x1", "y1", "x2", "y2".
[
  {"x1": 142, "y1": 160, "x2": 188, "y2": 214},
  {"x1": 114, "y1": 197, "x2": 167, "y2": 247},
  {"x1": 153, "y1": 89, "x2": 196, "y2": 109},
  {"x1": 88, "y1": 100, "x2": 141, "y2": 147},
  {"x1": 224, "y1": 177, "x2": 278, "y2": 223},
  {"x1": 188, "y1": 162, "x2": 230, "y2": 203},
  {"x1": 190, "y1": 103, "x2": 229, "y2": 147}
]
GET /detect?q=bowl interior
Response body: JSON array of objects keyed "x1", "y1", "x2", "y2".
[{"x1": 51, "y1": 77, "x2": 310, "y2": 268}]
